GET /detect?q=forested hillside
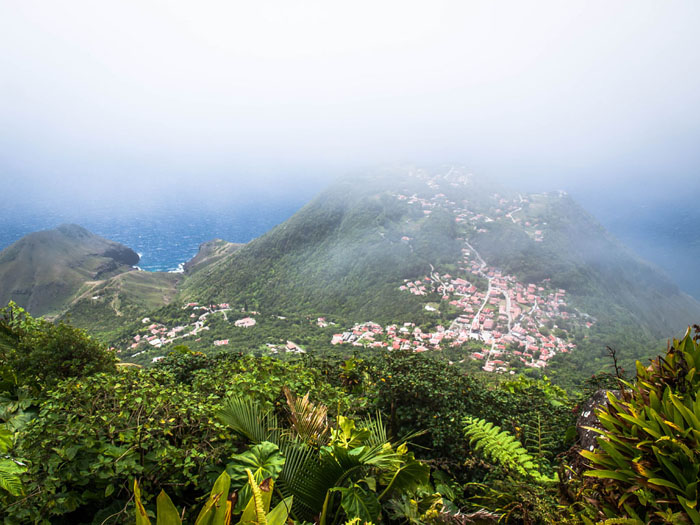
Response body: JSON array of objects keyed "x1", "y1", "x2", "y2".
[
  {"x1": 2, "y1": 168, "x2": 699, "y2": 388},
  {"x1": 174, "y1": 168, "x2": 700, "y2": 385}
]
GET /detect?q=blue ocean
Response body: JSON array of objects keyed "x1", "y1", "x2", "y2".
[{"x1": 0, "y1": 198, "x2": 307, "y2": 272}]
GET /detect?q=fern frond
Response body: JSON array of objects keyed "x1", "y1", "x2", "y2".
[{"x1": 463, "y1": 416, "x2": 555, "y2": 483}]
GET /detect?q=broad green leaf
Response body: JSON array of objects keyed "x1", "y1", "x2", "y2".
[
  {"x1": 0, "y1": 427, "x2": 12, "y2": 454},
  {"x1": 677, "y1": 495, "x2": 700, "y2": 524},
  {"x1": 228, "y1": 442, "x2": 284, "y2": 514},
  {"x1": 195, "y1": 471, "x2": 231, "y2": 525},
  {"x1": 156, "y1": 490, "x2": 182, "y2": 525},
  {"x1": 266, "y1": 496, "x2": 293, "y2": 525},
  {"x1": 583, "y1": 469, "x2": 633, "y2": 482},
  {"x1": 378, "y1": 456, "x2": 430, "y2": 499},
  {"x1": 647, "y1": 478, "x2": 682, "y2": 491},
  {"x1": 330, "y1": 416, "x2": 370, "y2": 449},
  {"x1": 228, "y1": 442, "x2": 285, "y2": 485},
  {"x1": 333, "y1": 484, "x2": 380, "y2": 523}
]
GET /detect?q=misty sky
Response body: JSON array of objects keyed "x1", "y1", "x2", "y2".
[{"x1": 2, "y1": 0, "x2": 699, "y2": 207}]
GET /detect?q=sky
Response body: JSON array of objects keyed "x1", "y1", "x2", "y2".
[
  {"x1": 2, "y1": 0, "x2": 699, "y2": 200},
  {"x1": 1, "y1": 1, "x2": 699, "y2": 294}
]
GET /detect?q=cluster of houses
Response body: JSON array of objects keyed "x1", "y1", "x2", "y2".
[
  {"x1": 395, "y1": 170, "x2": 550, "y2": 245},
  {"x1": 316, "y1": 317, "x2": 337, "y2": 328},
  {"x1": 128, "y1": 320, "x2": 190, "y2": 352},
  {"x1": 330, "y1": 172, "x2": 593, "y2": 372},
  {"x1": 332, "y1": 321, "x2": 449, "y2": 353},
  {"x1": 125, "y1": 302, "x2": 260, "y2": 357},
  {"x1": 265, "y1": 340, "x2": 306, "y2": 354}
]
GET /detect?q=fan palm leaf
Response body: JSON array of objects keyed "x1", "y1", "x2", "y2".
[{"x1": 218, "y1": 397, "x2": 280, "y2": 444}]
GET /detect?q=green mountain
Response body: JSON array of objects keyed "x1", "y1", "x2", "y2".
[
  {"x1": 0, "y1": 224, "x2": 185, "y2": 339},
  {"x1": 180, "y1": 171, "x2": 463, "y2": 322},
  {"x1": 0, "y1": 224, "x2": 140, "y2": 316},
  {"x1": 181, "y1": 168, "x2": 700, "y2": 335},
  {"x1": 468, "y1": 192, "x2": 698, "y2": 337},
  {"x1": 3, "y1": 168, "x2": 699, "y2": 382}
]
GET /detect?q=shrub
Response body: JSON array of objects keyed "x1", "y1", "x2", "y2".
[
  {"x1": 191, "y1": 354, "x2": 353, "y2": 416},
  {"x1": 5, "y1": 368, "x2": 235, "y2": 523}
]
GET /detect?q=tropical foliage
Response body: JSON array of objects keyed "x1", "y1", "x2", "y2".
[
  {"x1": 0, "y1": 302, "x2": 116, "y2": 391},
  {"x1": 0, "y1": 298, "x2": 698, "y2": 525},
  {"x1": 581, "y1": 326, "x2": 700, "y2": 523},
  {"x1": 134, "y1": 469, "x2": 293, "y2": 525},
  {"x1": 218, "y1": 392, "x2": 431, "y2": 524},
  {"x1": 463, "y1": 417, "x2": 555, "y2": 483}
]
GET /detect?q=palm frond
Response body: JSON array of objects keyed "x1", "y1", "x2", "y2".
[
  {"x1": 217, "y1": 397, "x2": 280, "y2": 444},
  {"x1": 277, "y1": 441, "x2": 345, "y2": 521},
  {"x1": 359, "y1": 413, "x2": 424, "y2": 470},
  {"x1": 361, "y1": 412, "x2": 388, "y2": 449}
]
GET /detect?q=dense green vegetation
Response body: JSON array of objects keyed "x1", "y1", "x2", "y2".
[{"x1": 2, "y1": 302, "x2": 697, "y2": 523}]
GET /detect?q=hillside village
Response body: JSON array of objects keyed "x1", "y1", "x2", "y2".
[
  {"x1": 125, "y1": 302, "x2": 243, "y2": 361},
  {"x1": 121, "y1": 301, "x2": 312, "y2": 362},
  {"x1": 331, "y1": 171, "x2": 595, "y2": 373},
  {"x1": 121, "y1": 171, "x2": 595, "y2": 373}
]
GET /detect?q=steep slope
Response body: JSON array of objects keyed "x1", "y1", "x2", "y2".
[
  {"x1": 0, "y1": 224, "x2": 140, "y2": 315},
  {"x1": 469, "y1": 192, "x2": 700, "y2": 337},
  {"x1": 180, "y1": 170, "x2": 464, "y2": 323},
  {"x1": 183, "y1": 239, "x2": 242, "y2": 274}
]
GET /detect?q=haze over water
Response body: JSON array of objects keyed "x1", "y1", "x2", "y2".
[{"x1": 1, "y1": 1, "x2": 699, "y2": 297}]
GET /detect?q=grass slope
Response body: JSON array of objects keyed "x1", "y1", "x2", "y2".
[{"x1": 60, "y1": 270, "x2": 182, "y2": 340}]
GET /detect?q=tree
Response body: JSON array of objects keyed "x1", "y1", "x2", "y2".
[{"x1": 0, "y1": 302, "x2": 116, "y2": 389}]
